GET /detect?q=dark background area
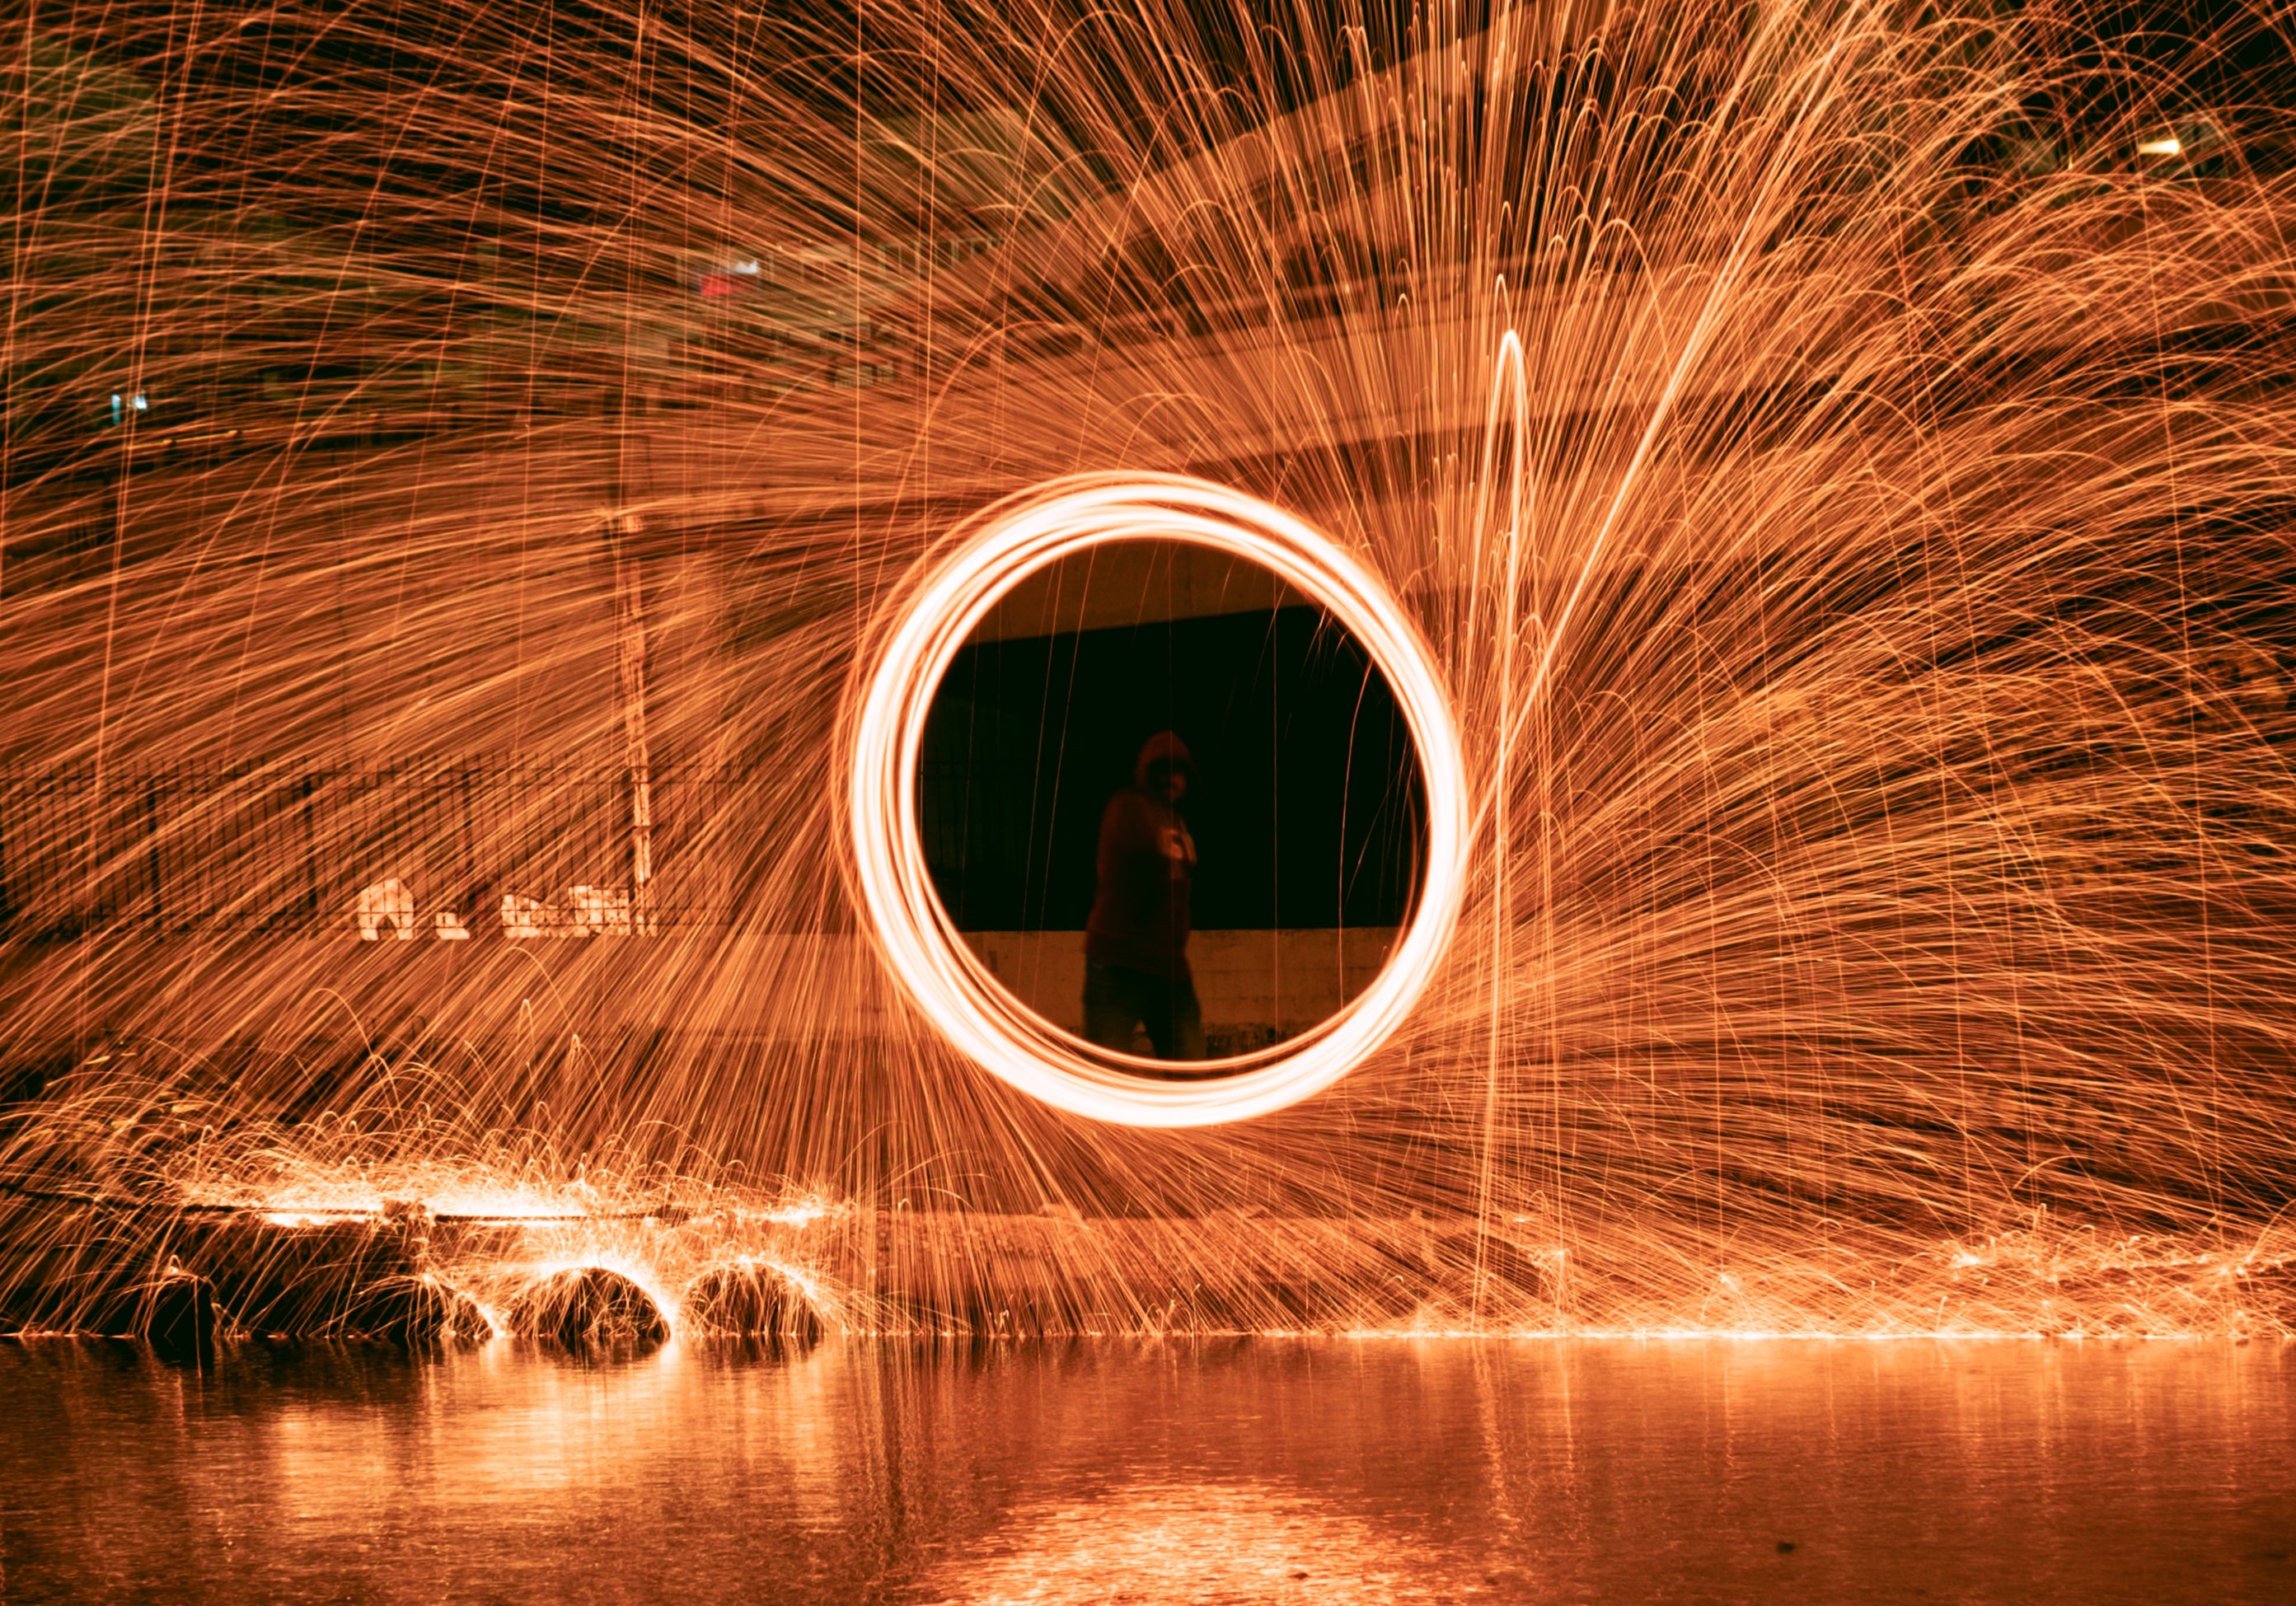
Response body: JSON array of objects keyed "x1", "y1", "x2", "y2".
[{"x1": 919, "y1": 606, "x2": 1425, "y2": 931}]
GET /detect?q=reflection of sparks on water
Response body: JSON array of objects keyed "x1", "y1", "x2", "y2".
[{"x1": 918, "y1": 1481, "x2": 1499, "y2": 1606}]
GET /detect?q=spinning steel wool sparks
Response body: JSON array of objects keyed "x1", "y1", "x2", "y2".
[
  {"x1": 847, "y1": 474, "x2": 1468, "y2": 1126},
  {"x1": 3, "y1": 0, "x2": 2296, "y2": 1339}
]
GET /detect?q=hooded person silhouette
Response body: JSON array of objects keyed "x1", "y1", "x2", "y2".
[{"x1": 1082, "y1": 731, "x2": 1207, "y2": 1061}]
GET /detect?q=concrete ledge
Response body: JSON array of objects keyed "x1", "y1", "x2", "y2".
[
  {"x1": 0, "y1": 927, "x2": 1397, "y2": 1050},
  {"x1": 1, "y1": 1202, "x2": 1556, "y2": 1341},
  {"x1": 963, "y1": 928, "x2": 1397, "y2": 1041}
]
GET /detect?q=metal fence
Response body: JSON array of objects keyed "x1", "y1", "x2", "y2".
[{"x1": 0, "y1": 765, "x2": 743, "y2": 939}]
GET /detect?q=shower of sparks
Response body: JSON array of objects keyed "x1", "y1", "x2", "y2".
[{"x1": 3, "y1": 0, "x2": 2296, "y2": 1338}]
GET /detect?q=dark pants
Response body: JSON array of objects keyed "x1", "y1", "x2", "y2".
[{"x1": 1083, "y1": 962, "x2": 1206, "y2": 1062}]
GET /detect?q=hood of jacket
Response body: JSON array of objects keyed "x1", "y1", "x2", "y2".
[{"x1": 1133, "y1": 730, "x2": 1197, "y2": 789}]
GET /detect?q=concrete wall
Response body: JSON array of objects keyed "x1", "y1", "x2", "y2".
[{"x1": 963, "y1": 927, "x2": 1397, "y2": 1046}]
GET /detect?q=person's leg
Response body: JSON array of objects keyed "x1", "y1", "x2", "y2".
[
  {"x1": 1137, "y1": 974, "x2": 1206, "y2": 1061},
  {"x1": 1169, "y1": 976, "x2": 1206, "y2": 1061},
  {"x1": 1139, "y1": 974, "x2": 1178, "y2": 1059},
  {"x1": 1083, "y1": 962, "x2": 1145, "y2": 1051}
]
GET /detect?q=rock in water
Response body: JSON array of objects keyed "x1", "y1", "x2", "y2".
[
  {"x1": 506, "y1": 1267, "x2": 669, "y2": 1349},
  {"x1": 143, "y1": 1274, "x2": 218, "y2": 1366},
  {"x1": 341, "y1": 1275, "x2": 494, "y2": 1345},
  {"x1": 681, "y1": 1262, "x2": 823, "y2": 1343}
]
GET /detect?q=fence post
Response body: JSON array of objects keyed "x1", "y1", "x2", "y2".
[
  {"x1": 299, "y1": 774, "x2": 321, "y2": 930},
  {"x1": 143, "y1": 777, "x2": 164, "y2": 933},
  {"x1": 608, "y1": 512, "x2": 655, "y2": 934}
]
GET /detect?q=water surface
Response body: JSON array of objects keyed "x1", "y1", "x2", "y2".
[{"x1": 2, "y1": 1338, "x2": 2289, "y2": 1603}]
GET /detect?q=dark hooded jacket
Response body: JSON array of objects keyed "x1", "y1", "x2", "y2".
[{"x1": 1085, "y1": 733, "x2": 1197, "y2": 981}]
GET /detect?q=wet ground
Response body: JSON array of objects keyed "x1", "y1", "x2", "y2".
[{"x1": 2, "y1": 1337, "x2": 2290, "y2": 1603}]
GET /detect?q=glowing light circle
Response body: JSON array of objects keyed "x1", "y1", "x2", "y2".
[{"x1": 849, "y1": 474, "x2": 1467, "y2": 1127}]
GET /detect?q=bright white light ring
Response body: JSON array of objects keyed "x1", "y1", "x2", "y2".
[{"x1": 850, "y1": 475, "x2": 1467, "y2": 1128}]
